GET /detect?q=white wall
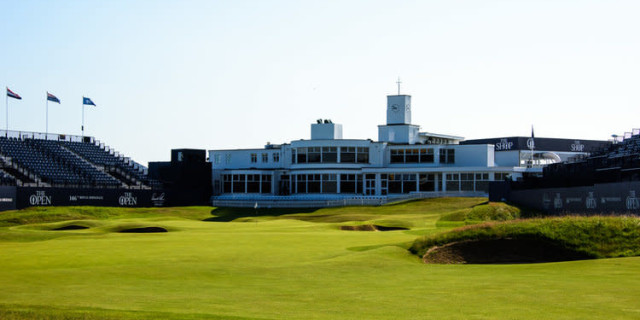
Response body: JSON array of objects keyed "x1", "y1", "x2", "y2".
[
  {"x1": 311, "y1": 123, "x2": 343, "y2": 140},
  {"x1": 449, "y1": 144, "x2": 493, "y2": 167}
]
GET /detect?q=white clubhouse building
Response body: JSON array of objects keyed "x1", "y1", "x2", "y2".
[{"x1": 209, "y1": 93, "x2": 603, "y2": 207}]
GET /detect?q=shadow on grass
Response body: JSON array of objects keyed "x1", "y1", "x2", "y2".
[{"x1": 204, "y1": 207, "x2": 320, "y2": 222}]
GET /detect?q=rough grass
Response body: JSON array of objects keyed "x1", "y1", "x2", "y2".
[
  {"x1": 410, "y1": 216, "x2": 640, "y2": 261},
  {"x1": 438, "y1": 202, "x2": 521, "y2": 224}
]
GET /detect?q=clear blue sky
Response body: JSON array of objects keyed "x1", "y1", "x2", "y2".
[{"x1": 2, "y1": 0, "x2": 639, "y2": 164}]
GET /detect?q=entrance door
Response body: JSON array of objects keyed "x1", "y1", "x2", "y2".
[
  {"x1": 380, "y1": 174, "x2": 388, "y2": 195},
  {"x1": 365, "y1": 174, "x2": 376, "y2": 195}
]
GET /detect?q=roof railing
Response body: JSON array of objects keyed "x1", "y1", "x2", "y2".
[{"x1": 0, "y1": 129, "x2": 94, "y2": 143}]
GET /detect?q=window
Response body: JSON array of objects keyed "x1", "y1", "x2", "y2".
[
  {"x1": 476, "y1": 173, "x2": 489, "y2": 192},
  {"x1": 357, "y1": 147, "x2": 369, "y2": 163},
  {"x1": 446, "y1": 173, "x2": 459, "y2": 191},
  {"x1": 440, "y1": 149, "x2": 455, "y2": 164},
  {"x1": 250, "y1": 153, "x2": 257, "y2": 163},
  {"x1": 322, "y1": 147, "x2": 337, "y2": 163},
  {"x1": 247, "y1": 174, "x2": 260, "y2": 193},
  {"x1": 405, "y1": 149, "x2": 419, "y2": 163},
  {"x1": 296, "y1": 148, "x2": 307, "y2": 163},
  {"x1": 273, "y1": 153, "x2": 280, "y2": 162},
  {"x1": 213, "y1": 154, "x2": 222, "y2": 165},
  {"x1": 379, "y1": 174, "x2": 388, "y2": 195},
  {"x1": 321, "y1": 174, "x2": 337, "y2": 193},
  {"x1": 495, "y1": 172, "x2": 510, "y2": 181},
  {"x1": 295, "y1": 174, "x2": 307, "y2": 193},
  {"x1": 222, "y1": 174, "x2": 232, "y2": 193},
  {"x1": 308, "y1": 147, "x2": 321, "y2": 163},
  {"x1": 420, "y1": 149, "x2": 434, "y2": 163},
  {"x1": 225, "y1": 154, "x2": 232, "y2": 164},
  {"x1": 307, "y1": 174, "x2": 321, "y2": 193},
  {"x1": 340, "y1": 174, "x2": 357, "y2": 194},
  {"x1": 390, "y1": 149, "x2": 404, "y2": 163},
  {"x1": 279, "y1": 175, "x2": 290, "y2": 195},
  {"x1": 391, "y1": 148, "x2": 434, "y2": 164},
  {"x1": 262, "y1": 153, "x2": 268, "y2": 163},
  {"x1": 233, "y1": 174, "x2": 246, "y2": 193},
  {"x1": 460, "y1": 173, "x2": 474, "y2": 191},
  {"x1": 340, "y1": 147, "x2": 356, "y2": 163},
  {"x1": 387, "y1": 174, "x2": 402, "y2": 194},
  {"x1": 261, "y1": 175, "x2": 272, "y2": 193},
  {"x1": 402, "y1": 174, "x2": 417, "y2": 193},
  {"x1": 419, "y1": 173, "x2": 435, "y2": 192}
]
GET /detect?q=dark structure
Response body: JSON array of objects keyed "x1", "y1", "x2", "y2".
[{"x1": 148, "y1": 149, "x2": 212, "y2": 206}]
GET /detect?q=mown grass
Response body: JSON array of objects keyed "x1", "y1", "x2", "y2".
[
  {"x1": 410, "y1": 216, "x2": 640, "y2": 259},
  {"x1": 1, "y1": 200, "x2": 640, "y2": 319}
]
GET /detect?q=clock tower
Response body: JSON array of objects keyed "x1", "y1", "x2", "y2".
[
  {"x1": 386, "y1": 95, "x2": 412, "y2": 125},
  {"x1": 379, "y1": 94, "x2": 420, "y2": 144}
]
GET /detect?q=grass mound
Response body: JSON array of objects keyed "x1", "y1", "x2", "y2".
[
  {"x1": 410, "y1": 216, "x2": 640, "y2": 263},
  {"x1": 466, "y1": 202, "x2": 520, "y2": 221},
  {"x1": 438, "y1": 202, "x2": 520, "y2": 224}
]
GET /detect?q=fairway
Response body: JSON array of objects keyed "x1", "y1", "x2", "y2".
[{"x1": 1, "y1": 200, "x2": 639, "y2": 319}]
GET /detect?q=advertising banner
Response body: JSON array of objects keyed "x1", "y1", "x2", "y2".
[
  {"x1": 510, "y1": 181, "x2": 640, "y2": 214},
  {"x1": 15, "y1": 187, "x2": 167, "y2": 209},
  {"x1": 0, "y1": 186, "x2": 17, "y2": 211}
]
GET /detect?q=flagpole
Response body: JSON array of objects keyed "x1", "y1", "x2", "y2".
[
  {"x1": 530, "y1": 125, "x2": 534, "y2": 168},
  {"x1": 82, "y1": 101, "x2": 85, "y2": 137},
  {"x1": 5, "y1": 89, "x2": 8, "y2": 136},
  {"x1": 46, "y1": 93, "x2": 48, "y2": 138}
]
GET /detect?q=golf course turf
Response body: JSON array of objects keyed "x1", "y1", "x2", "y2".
[{"x1": 1, "y1": 199, "x2": 639, "y2": 319}]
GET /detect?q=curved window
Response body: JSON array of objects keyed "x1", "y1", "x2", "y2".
[
  {"x1": 390, "y1": 148, "x2": 434, "y2": 163},
  {"x1": 341, "y1": 147, "x2": 356, "y2": 163},
  {"x1": 293, "y1": 146, "x2": 368, "y2": 164},
  {"x1": 322, "y1": 147, "x2": 337, "y2": 163}
]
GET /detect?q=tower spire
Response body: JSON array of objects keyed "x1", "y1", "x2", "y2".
[{"x1": 396, "y1": 77, "x2": 402, "y2": 95}]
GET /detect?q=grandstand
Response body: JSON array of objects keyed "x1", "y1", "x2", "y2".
[
  {"x1": 0, "y1": 130, "x2": 158, "y2": 189},
  {"x1": 519, "y1": 129, "x2": 639, "y2": 189}
]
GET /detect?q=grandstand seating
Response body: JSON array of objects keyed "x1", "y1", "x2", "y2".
[
  {"x1": 0, "y1": 134, "x2": 159, "y2": 189},
  {"x1": 518, "y1": 129, "x2": 640, "y2": 189}
]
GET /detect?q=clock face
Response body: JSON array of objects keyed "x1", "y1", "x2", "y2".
[
  {"x1": 405, "y1": 103, "x2": 411, "y2": 111},
  {"x1": 391, "y1": 104, "x2": 399, "y2": 112}
]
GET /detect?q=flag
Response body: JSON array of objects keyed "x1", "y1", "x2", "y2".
[
  {"x1": 6, "y1": 87, "x2": 21, "y2": 100},
  {"x1": 527, "y1": 125, "x2": 535, "y2": 150},
  {"x1": 531, "y1": 126, "x2": 535, "y2": 139},
  {"x1": 47, "y1": 92, "x2": 60, "y2": 104},
  {"x1": 83, "y1": 97, "x2": 96, "y2": 106}
]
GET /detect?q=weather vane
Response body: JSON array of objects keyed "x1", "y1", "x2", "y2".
[{"x1": 396, "y1": 77, "x2": 402, "y2": 95}]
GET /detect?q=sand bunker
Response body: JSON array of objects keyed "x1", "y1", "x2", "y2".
[
  {"x1": 119, "y1": 227, "x2": 168, "y2": 233},
  {"x1": 423, "y1": 238, "x2": 592, "y2": 264},
  {"x1": 53, "y1": 225, "x2": 89, "y2": 231},
  {"x1": 340, "y1": 225, "x2": 409, "y2": 231}
]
